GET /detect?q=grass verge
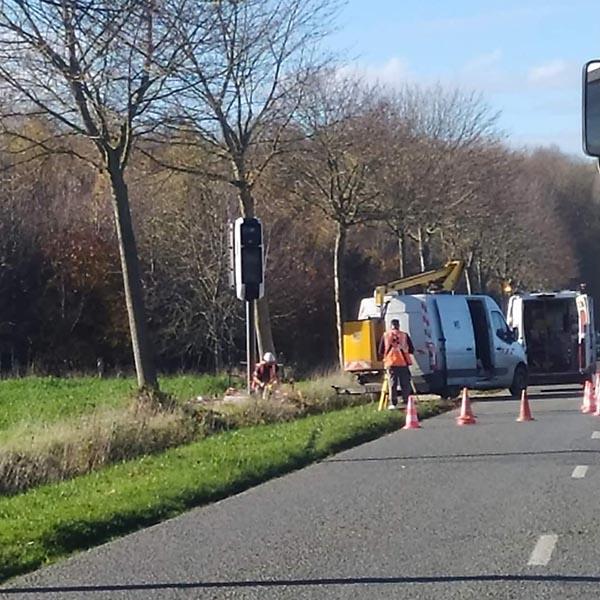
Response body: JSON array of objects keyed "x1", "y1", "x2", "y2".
[
  {"x1": 0, "y1": 402, "x2": 196, "y2": 495},
  {"x1": 0, "y1": 374, "x2": 249, "y2": 495},
  {"x1": 0, "y1": 371, "x2": 371, "y2": 495},
  {"x1": 0, "y1": 374, "x2": 238, "y2": 436},
  {"x1": 0, "y1": 399, "x2": 446, "y2": 583}
]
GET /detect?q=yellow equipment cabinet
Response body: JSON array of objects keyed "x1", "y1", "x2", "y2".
[{"x1": 342, "y1": 319, "x2": 384, "y2": 372}]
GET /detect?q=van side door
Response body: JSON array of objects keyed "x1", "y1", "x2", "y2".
[
  {"x1": 433, "y1": 295, "x2": 477, "y2": 386},
  {"x1": 506, "y1": 296, "x2": 524, "y2": 347},
  {"x1": 576, "y1": 294, "x2": 595, "y2": 371}
]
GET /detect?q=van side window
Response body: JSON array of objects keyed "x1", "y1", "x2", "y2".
[{"x1": 492, "y1": 312, "x2": 509, "y2": 339}]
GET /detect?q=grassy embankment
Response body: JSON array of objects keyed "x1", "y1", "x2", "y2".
[
  {"x1": 0, "y1": 374, "x2": 233, "y2": 435},
  {"x1": 0, "y1": 375, "x2": 237, "y2": 494},
  {"x1": 0, "y1": 399, "x2": 447, "y2": 583}
]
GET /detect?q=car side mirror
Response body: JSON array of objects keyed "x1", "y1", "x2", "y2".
[{"x1": 583, "y1": 60, "x2": 600, "y2": 156}]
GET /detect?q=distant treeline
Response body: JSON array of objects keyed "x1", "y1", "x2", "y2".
[
  {"x1": 0, "y1": 1, "x2": 597, "y2": 376},
  {"x1": 0, "y1": 120, "x2": 597, "y2": 376}
]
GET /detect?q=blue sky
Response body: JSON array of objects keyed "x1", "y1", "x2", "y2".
[{"x1": 328, "y1": 0, "x2": 600, "y2": 156}]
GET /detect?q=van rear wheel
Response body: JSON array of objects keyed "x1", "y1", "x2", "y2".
[{"x1": 509, "y1": 364, "x2": 528, "y2": 398}]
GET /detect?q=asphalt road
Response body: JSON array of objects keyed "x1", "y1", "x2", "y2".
[{"x1": 4, "y1": 386, "x2": 600, "y2": 599}]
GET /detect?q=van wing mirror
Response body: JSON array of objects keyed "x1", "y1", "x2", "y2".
[{"x1": 583, "y1": 60, "x2": 600, "y2": 156}]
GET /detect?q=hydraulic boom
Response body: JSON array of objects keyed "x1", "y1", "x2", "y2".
[{"x1": 374, "y1": 260, "x2": 465, "y2": 306}]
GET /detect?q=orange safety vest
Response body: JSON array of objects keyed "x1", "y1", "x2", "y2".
[{"x1": 383, "y1": 330, "x2": 413, "y2": 368}]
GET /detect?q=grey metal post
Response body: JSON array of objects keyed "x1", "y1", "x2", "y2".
[{"x1": 246, "y1": 299, "x2": 256, "y2": 394}]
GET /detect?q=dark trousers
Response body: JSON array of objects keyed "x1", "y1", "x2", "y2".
[{"x1": 387, "y1": 366, "x2": 412, "y2": 405}]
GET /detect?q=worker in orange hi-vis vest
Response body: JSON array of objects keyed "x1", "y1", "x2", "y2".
[{"x1": 378, "y1": 319, "x2": 415, "y2": 409}]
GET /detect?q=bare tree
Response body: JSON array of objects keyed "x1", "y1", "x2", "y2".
[
  {"x1": 289, "y1": 75, "x2": 385, "y2": 369},
  {"x1": 137, "y1": 166, "x2": 240, "y2": 372},
  {"x1": 147, "y1": 0, "x2": 339, "y2": 357},
  {"x1": 438, "y1": 144, "x2": 580, "y2": 295},
  {"x1": 0, "y1": 0, "x2": 192, "y2": 390},
  {"x1": 380, "y1": 85, "x2": 500, "y2": 273}
]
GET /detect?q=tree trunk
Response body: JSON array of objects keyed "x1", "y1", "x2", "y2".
[
  {"x1": 464, "y1": 249, "x2": 474, "y2": 294},
  {"x1": 213, "y1": 346, "x2": 219, "y2": 374},
  {"x1": 476, "y1": 259, "x2": 483, "y2": 292},
  {"x1": 334, "y1": 222, "x2": 347, "y2": 370},
  {"x1": 255, "y1": 299, "x2": 275, "y2": 357},
  {"x1": 213, "y1": 320, "x2": 222, "y2": 373},
  {"x1": 107, "y1": 157, "x2": 157, "y2": 390},
  {"x1": 237, "y1": 180, "x2": 276, "y2": 356},
  {"x1": 397, "y1": 229, "x2": 406, "y2": 279},
  {"x1": 464, "y1": 267, "x2": 473, "y2": 294},
  {"x1": 417, "y1": 227, "x2": 426, "y2": 272}
]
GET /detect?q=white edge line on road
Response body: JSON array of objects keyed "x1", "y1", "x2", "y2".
[
  {"x1": 591, "y1": 431, "x2": 600, "y2": 439},
  {"x1": 528, "y1": 534, "x2": 558, "y2": 566},
  {"x1": 572, "y1": 465, "x2": 588, "y2": 479}
]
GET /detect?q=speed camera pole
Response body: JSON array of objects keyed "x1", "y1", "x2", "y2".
[
  {"x1": 232, "y1": 217, "x2": 264, "y2": 394},
  {"x1": 246, "y1": 299, "x2": 256, "y2": 395}
]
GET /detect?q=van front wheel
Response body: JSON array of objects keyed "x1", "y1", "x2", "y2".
[{"x1": 509, "y1": 364, "x2": 528, "y2": 398}]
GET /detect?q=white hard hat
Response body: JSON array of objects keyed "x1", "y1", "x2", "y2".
[{"x1": 263, "y1": 352, "x2": 276, "y2": 363}]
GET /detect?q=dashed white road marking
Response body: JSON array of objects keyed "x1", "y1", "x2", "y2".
[
  {"x1": 528, "y1": 535, "x2": 558, "y2": 566},
  {"x1": 572, "y1": 465, "x2": 588, "y2": 479},
  {"x1": 591, "y1": 431, "x2": 600, "y2": 439}
]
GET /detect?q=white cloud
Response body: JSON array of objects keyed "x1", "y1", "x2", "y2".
[
  {"x1": 376, "y1": 57, "x2": 412, "y2": 85},
  {"x1": 451, "y1": 49, "x2": 525, "y2": 94},
  {"x1": 339, "y1": 57, "x2": 413, "y2": 88},
  {"x1": 341, "y1": 52, "x2": 516, "y2": 94},
  {"x1": 527, "y1": 60, "x2": 576, "y2": 89},
  {"x1": 451, "y1": 55, "x2": 578, "y2": 95},
  {"x1": 342, "y1": 53, "x2": 580, "y2": 98},
  {"x1": 463, "y1": 49, "x2": 503, "y2": 72},
  {"x1": 417, "y1": 5, "x2": 562, "y2": 34}
]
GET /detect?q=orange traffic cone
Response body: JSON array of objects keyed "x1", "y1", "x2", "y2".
[
  {"x1": 456, "y1": 387, "x2": 476, "y2": 425},
  {"x1": 581, "y1": 380, "x2": 596, "y2": 414},
  {"x1": 594, "y1": 375, "x2": 600, "y2": 416},
  {"x1": 516, "y1": 389, "x2": 534, "y2": 422},
  {"x1": 403, "y1": 395, "x2": 421, "y2": 430},
  {"x1": 590, "y1": 379, "x2": 597, "y2": 413}
]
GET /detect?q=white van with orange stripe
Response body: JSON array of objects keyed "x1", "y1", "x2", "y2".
[
  {"x1": 344, "y1": 292, "x2": 528, "y2": 398},
  {"x1": 506, "y1": 291, "x2": 595, "y2": 385}
]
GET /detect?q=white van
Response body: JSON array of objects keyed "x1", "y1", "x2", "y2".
[
  {"x1": 507, "y1": 291, "x2": 595, "y2": 385},
  {"x1": 353, "y1": 293, "x2": 528, "y2": 398}
]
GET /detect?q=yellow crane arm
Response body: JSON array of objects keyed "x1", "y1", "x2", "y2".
[{"x1": 374, "y1": 260, "x2": 465, "y2": 306}]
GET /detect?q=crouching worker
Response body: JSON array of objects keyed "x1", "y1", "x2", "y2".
[
  {"x1": 379, "y1": 319, "x2": 415, "y2": 409},
  {"x1": 252, "y1": 352, "x2": 279, "y2": 397}
]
